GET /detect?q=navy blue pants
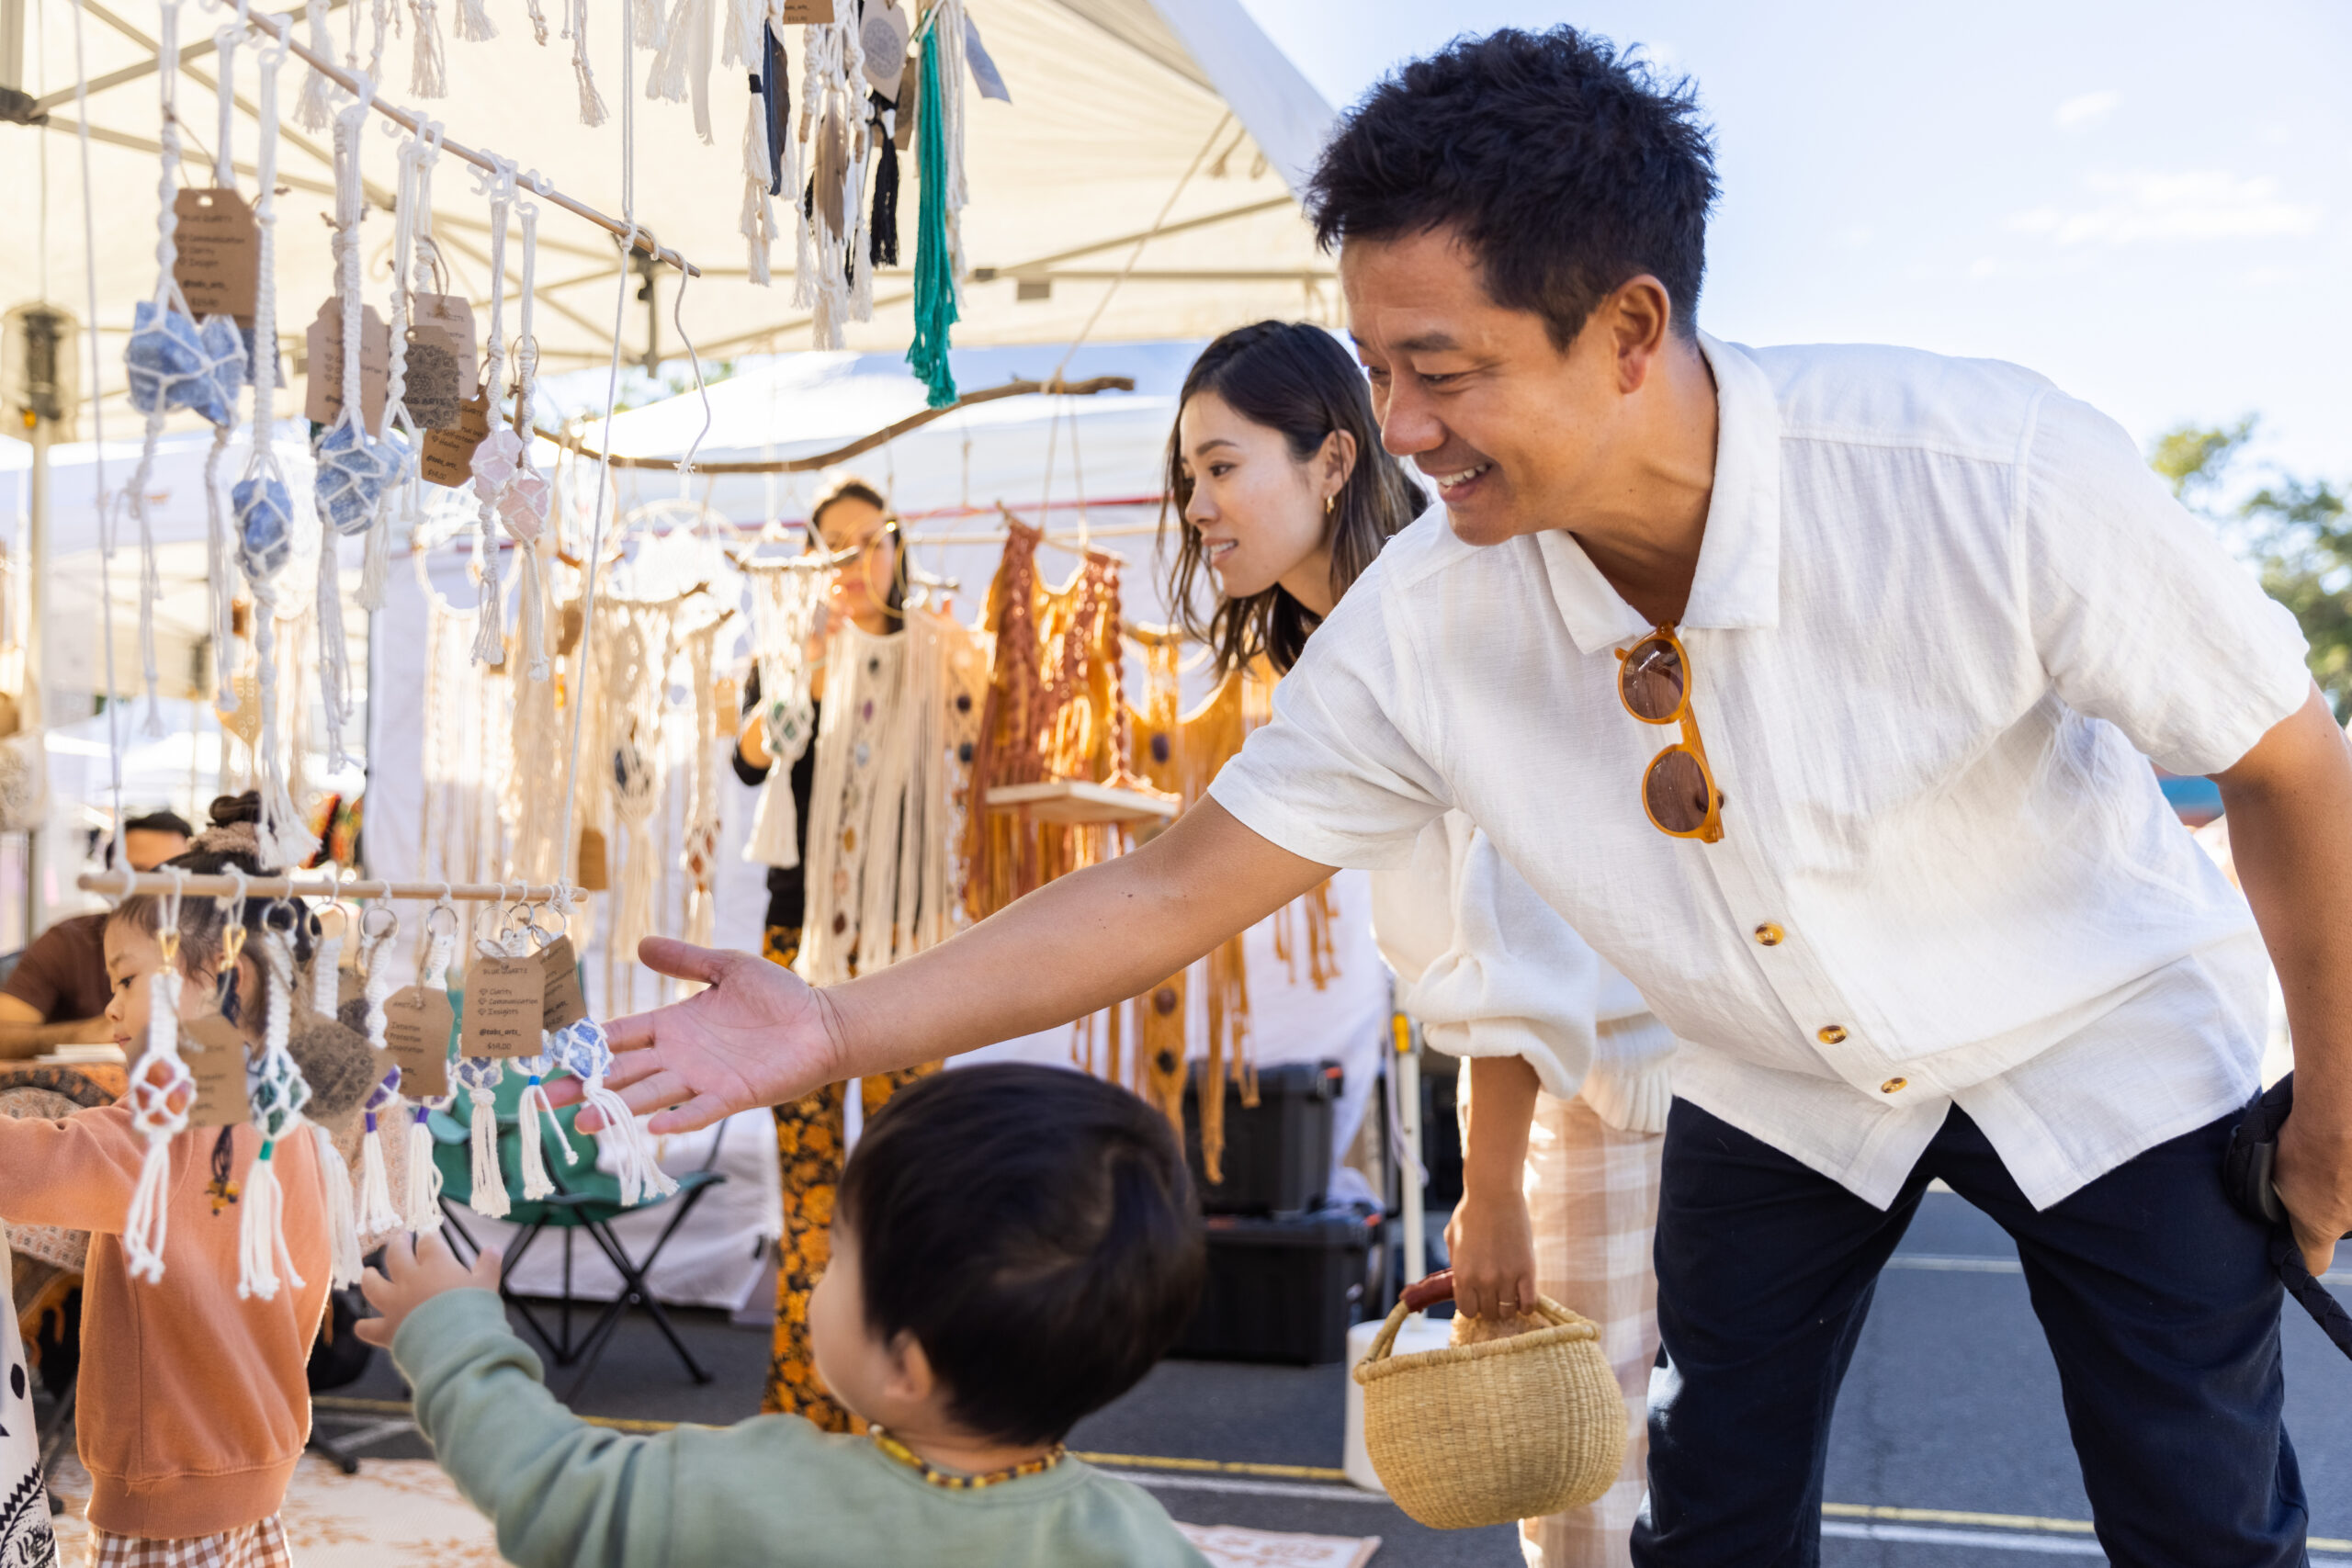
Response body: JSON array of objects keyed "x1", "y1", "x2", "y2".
[{"x1": 1632, "y1": 1100, "x2": 2305, "y2": 1567}]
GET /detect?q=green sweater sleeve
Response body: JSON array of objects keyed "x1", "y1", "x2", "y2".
[{"x1": 394, "y1": 1289, "x2": 684, "y2": 1568}]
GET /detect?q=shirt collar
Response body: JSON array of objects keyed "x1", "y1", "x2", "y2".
[{"x1": 1535, "y1": 331, "x2": 1783, "y2": 655}]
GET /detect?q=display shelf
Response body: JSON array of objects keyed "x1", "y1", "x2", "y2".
[{"x1": 983, "y1": 781, "x2": 1180, "y2": 826}]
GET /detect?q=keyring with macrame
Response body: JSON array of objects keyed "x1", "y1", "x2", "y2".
[
  {"x1": 239, "y1": 917, "x2": 314, "y2": 1302},
  {"x1": 122, "y1": 869, "x2": 194, "y2": 1283}
]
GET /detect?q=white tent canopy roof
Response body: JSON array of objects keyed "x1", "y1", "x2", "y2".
[{"x1": 6, "y1": 0, "x2": 1339, "y2": 419}]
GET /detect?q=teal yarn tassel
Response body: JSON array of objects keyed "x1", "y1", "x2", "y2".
[{"x1": 905, "y1": 44, "x2": 958, "y2": 409}]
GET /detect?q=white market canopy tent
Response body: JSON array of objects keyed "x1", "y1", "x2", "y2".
[{"x1": 6, "y1": 0, "x2": 1340, "y2": 412}]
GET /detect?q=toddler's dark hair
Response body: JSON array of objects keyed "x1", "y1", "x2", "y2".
[{"x1": 838, "y1": 1064, "x2": 1205, "y2": 1446}]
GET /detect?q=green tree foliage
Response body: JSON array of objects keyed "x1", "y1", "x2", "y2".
[{"x1": 2150, "y1": 417, "x2": 2352, "y2": 719}]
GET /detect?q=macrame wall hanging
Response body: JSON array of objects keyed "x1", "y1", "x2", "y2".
[
  {"x1": 961, "y1": 519, "x2": 1162, "y2": 922},
  {"x1": 679, "y1": 618, "x2": 726, "y2": 951},
  {"x1": 729, "y1": 1, "x2": 793, "y2": 285},
  {"x1": 739, "y1": 559, "x2": 826, "y2": 869},
  {"x1": 794, "y1": 602, "x2": 986, "y2": 986},
  {"x1": 592, "y1": 595, "x2": 683, "y2": 1012},
  {"x1": 791, "y1": 8, "x2": 870, "y2": 345},
  {"x1": 905, "y1": 0, "x2": 969, "y2": 407}
]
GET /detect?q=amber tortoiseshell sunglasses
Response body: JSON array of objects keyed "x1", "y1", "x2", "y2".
[{"x1": 1615, "y1": 625, "x2": 1724, "y2": 843}]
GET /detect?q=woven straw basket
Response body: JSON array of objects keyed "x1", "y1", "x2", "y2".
[{"x1": 1352, "y1": 1271, "x2": 1627, "y2": 1530}]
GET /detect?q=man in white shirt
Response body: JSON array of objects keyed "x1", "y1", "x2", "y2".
[{"x1": 572, "y1": 26, "x2": 2352, "y2": 1566}]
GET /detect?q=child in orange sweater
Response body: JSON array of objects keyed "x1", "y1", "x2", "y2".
[{"x1": 0, "y1": 807, "x2": 352, "y2": 1564}]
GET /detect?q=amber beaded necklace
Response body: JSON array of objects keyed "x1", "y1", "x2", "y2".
[{"x1": 869, "y1": 1427, "x2": 1067, "y2": 1490}]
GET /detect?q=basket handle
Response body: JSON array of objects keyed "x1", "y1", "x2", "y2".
[{"x1": 1363, "y1": 1270, "x2": 1589, "y2": 1366}]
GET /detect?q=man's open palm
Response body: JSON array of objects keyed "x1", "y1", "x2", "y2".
[{"x1": 552, "y1": 937, "x2": 843, "y2": 1134}]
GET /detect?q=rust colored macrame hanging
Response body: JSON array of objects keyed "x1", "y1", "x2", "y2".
[{"x1": 960, "y1": 519, "x2": 1160, "y2": 921}]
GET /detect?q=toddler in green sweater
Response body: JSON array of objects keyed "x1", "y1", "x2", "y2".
[{"x1": 357, "y1": 1064, "x2": 1212, "y2": 1566}]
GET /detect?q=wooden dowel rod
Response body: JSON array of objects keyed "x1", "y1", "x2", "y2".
[
  {"x1": 243, "y1": 9, "x2": 698, "y2": 277},
  {"x1": 78, "y1": 872, "x2": 586, "y2": 903}
]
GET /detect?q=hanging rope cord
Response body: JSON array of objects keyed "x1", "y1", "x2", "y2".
[
  {"x1": 1037, "y1": 111, "x2": 1232, "y2": 543},
  {"x1": 550, "y1": 17, "x2": 641, "y2": 893},
  {"x1": 73, "y1": 0, "x2": 124, "y2": 872}
]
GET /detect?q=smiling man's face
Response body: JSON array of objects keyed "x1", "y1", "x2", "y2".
[{"x1": 1344, "y1": 225, "x2": 1639, "y2": 547}]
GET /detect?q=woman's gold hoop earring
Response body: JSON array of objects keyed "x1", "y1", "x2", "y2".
[{"x1": 1325, "y1": 493, "x2": 1337, "y2": 517}]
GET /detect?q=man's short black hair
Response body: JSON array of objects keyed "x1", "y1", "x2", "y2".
[
  {"x1": 838, "y1": 1064, "x2": 1204, "y2": 1447},
  {"x1": 1308, "y1": 27, "x2": 1718, "y2": 346}
]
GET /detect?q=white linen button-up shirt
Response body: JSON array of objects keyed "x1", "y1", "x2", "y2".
[{"x1": 1208, "y1": 333, "x2": 2311, "y2": 1209}]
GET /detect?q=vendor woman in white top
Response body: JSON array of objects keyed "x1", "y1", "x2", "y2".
[
  {"x1": 1161, "y1": 319, "x2": 1672, "y2": 1566},
  {"x1": 572, "y1": 28, "x2": 2352, "y2": 1567}
]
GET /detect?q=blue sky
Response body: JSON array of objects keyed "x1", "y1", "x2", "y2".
[{"x1": 1238, "y1": 1, "x2": 2352, "y2": 491}]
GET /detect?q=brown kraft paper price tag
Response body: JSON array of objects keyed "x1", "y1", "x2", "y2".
[
  {"x1": 172, "y1": 188, "x2": 261, "y2": 321},
  {"x1": 540, "y1": 936, "x2": 590, "y2": 1032},
  {"x1": 401, "y1": 293, "x2": 479, "y2": 430},
  {"x1": 336, "y1": 966, "x2": 365, "y2": 1011},
  {"x1": 463, "y1": 955, "x2": 547, "y2": 1057},
  {"x1": 420, "y1": 392, "x2": 492, "y2": 487},
  {"x1": 383, "y1": 985, "x2": 456, "y2": 1098},
  {"x1": 183, "y1": 1012, "x2": 252, "y2": 1127},
  {"x1": 783, "y1": 0, "x2": 835, "y2": 21},
  {"x1": 894, "y1": 40, "x2": 921, "y2": 149},
  {"x1": 305, "y1": 299, "x2": 392, "y2": 433}
]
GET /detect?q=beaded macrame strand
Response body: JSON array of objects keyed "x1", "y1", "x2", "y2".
[
  {"x1": 241, "y1": 925, "x2": 314, "y2": 1301},
  {"x1": 792, "y1": 12, "x2": 868, "y2": 346},
  {"x1": 122, "y1": 873, "x2": 194, "y2": 1283},
  {"x1": 128, "y1": 1, "x2": 246, "y2": 743},
  {"x1": 228, "y1": 25, "x2": 315, "y2": 869},
  {"x1": 465, "y1": 159, "x2": 519, "y2": 670},
  {"x1": 201, "y1": 12, "x2": 248, "y2": 718}
]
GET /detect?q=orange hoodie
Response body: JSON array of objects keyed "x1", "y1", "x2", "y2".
[{"x1": 0, "y1": 1104, "x2": 328, "y2": 1536}]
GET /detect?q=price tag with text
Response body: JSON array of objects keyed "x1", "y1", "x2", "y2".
[
  {"x1": 540, "y1": 935, "x2": 590, "y2": 1032},
  {"x1": 183, "y1": 1012, "x2": 251, "y2": 1127},
  {"x1": 383, "y1": 985, "x2": 456, "y2": 1098},
  {"x1": 462, "y1": 955, "x2": 546, "y2": 1058}
]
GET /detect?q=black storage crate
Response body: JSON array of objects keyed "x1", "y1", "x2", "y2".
[
  {"x1": 1172, "y1": 1204, "x2": 1379, "y2": 1365},
  {"x1": 1183, "y1": 1059, "x2": 1340, "y2": 1216}
]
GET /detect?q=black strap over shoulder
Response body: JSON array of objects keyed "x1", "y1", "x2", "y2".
[{"x1": 2225, "y1": 1073, "x2": 2352, "y2": 1359}]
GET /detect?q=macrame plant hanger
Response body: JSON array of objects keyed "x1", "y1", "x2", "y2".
[
  {"x1": 127, "y1": 1, "x2": 247, "y2": 740},
  {"x1": 367, "y1": 118, "x2": 439, "y2": 611},
  {"x1": 122, "y1": 873, "x2": 193, "y2": 1283},
  {"x1": 228, "y1": 17, "x2": 315, "y2": 868},
  {"x1": 316, "y1": 64, "x2": 415, "y2": 770}
]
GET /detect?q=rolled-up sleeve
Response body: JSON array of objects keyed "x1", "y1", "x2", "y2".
[
  {"x1": 2023, "y1": 392, "x2": 2311, "y2": 776},
  {"x1": 1206, "y1": 570, "x2": 1452, "y2": 870}
]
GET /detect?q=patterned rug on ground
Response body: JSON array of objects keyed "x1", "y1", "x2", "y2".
[{"x1": 48, "y1": 1454, "x2": 1381, "y2": 1566}]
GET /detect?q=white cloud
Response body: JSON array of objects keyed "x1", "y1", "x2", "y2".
[
  {"x1": 2053, "y1": 90, "x2": 2122, "y2": 130},
  {"x1": 2005, "y1": 170, "x2": 2322, "y2": 246}
]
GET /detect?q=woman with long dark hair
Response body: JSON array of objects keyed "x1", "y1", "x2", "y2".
[{"x1": 1161, "y1": 321, "x2": 1677, "y2": 1567}]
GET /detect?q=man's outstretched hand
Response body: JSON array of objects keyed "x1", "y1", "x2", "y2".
[{"x1": 544, "y1": 937, "x2": 845, "y2": 1134}]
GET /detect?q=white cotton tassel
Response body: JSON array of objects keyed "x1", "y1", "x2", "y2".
[
  {"x1": 357, "y1": 1107, "x2": 404, "y2": 1235},
  {"x1": 648, "y1": 0, "x2": 694, "y2": 104},
  {"x1": 741, "y1": 94, "x2": 776, "y2": 287},
  {"x1": 514, "y1": 1058, "x2": 578, "y2": 1201},
  {"x1": 404, "y1": 1107, "x2": 446, "y2": 1233},
  {"x1": 296, "y1": 0, "x2": 336, "y2": 130},
  {"x1": 237, "y1": 1147, "x2": 295, "y2": 1300},
  {"x1": 467, "y1": 1076, "x2": 511, "y2": 1218},
  {"x1": 568, "y1": 0, "x2": 608, "y2": 127},
  {"x1": 454, "y1": 0, "x2": 496, "y2": 43},
  {"x1": 409, "y1": 0, "x2": 448, "y2": 96},
  {"x1": 122, "y1": 966, "x2": 190, "y2": 1285},
  {"x1": 631, "y1": 0, "x2": 662, "y2": 48},
  {"x1": 239, "y1": 953, "x2": 310, "y2": 1302},
  {"x1": 313, "y1": 1125, "x2": 365, "y2": 1288},
  {"x1": 580, "y1": 1076, "x2": 676, "y2": 1208}
]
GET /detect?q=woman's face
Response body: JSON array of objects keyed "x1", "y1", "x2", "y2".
[
  {"x1": 1179, "y1": 390, "x2": 1337, "y2": 607},
  {"x1": 815, "y1": 495, "x2": 897, "y2": 634}
]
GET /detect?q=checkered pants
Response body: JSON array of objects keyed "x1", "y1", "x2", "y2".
[
  {"x1": 86, "y1": 1517, "x2": 290, "y2": 1568},
  {"x1": 1518, "y1": 1091, "x2": 1664, "y2": 1568}
]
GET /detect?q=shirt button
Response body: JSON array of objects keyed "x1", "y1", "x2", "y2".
[
  {"x1": 1754, "y1": 923, "x2": 1784, "y2": 947},
  {"x1": 1881, "y1": 1077, "x2": 1908, "y2": 1094},
  {"x1": 1817, "y1": 1024, "x2": 1848, "y2": 1044}
]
